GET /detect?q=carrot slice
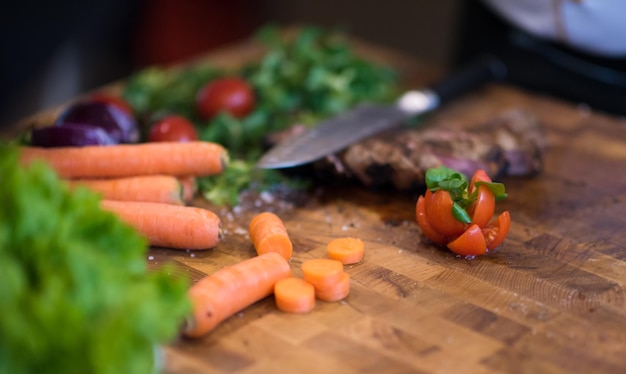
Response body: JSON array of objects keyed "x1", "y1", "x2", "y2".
[
  {"x1": 184, "y1": 252, "x2": 291, "y2": 338},
  {"x1": 19, "y1": 141, "x2": 228, "y2": 179},
  {"x1": 301, "y1": 258, "x2": 344, "y2": 292},
  {"x1": 100, "y1": 200, "x2": 221, "y2": 250},
  {"x1": 274, "y1": 277, "x2": 316, "y2": 314},
  {"x1": 68, "y1": 175, "x2": 184, "y2": 205},
  {"x1": 315, "y1": 272, "x2": 350, "y2": 302},
  {"x1": 249, "y1": 212, "x2": 292, "y2": 260},
  {"x1": 327, "y1": 237, "x2": 365, "y2": 265}
]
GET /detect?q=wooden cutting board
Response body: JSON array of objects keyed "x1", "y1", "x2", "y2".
[{"x1": 7, "y1": 36, "x2": 626, "y2": 374}]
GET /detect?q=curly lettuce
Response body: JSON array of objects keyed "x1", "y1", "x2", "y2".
[{"x1": 0, "y1": 146, "x2": 190, "y2": 374}]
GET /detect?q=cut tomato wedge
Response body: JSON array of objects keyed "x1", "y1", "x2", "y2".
[
  {"x1": 447, "y1": 224, "x2": 487, "y2": 257},
  {"x1": 483, "y1": 211, "x2": 511, "y2": 250},
  {"x1": 469, "y1": 169, "x2": 492, "y2": 194},
  {"x1": 416, "y1": 196, "x2": 448, "y2": 245},
  {"x1": 424, "y1": 189, "x2": 467, "y2": 237},
  {"x1": 469, "y1": 184, "x2": 495, "y2": 228}
]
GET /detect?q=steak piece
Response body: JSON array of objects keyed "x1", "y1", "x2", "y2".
[{"x1": 267, "y1": 109, "x2": 547, "y2": 190}]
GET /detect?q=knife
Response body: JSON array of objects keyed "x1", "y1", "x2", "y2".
[{"x1": 257, "y1": 56, "x2": 507, "y2": 169}]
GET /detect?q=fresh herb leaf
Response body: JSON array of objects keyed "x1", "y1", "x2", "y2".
[
  {"x1": 474, "y1": 181, "x2": 508, "y2": 200},
  {"x1": 452, "y1": 201, "x2": 473, "y2": 224}
]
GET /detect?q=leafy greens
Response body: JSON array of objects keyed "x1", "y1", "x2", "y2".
[
  {"x1": 123, "y1": 25, "x2": 400, "y2": 205},
  {"x1": 0, "y1": 146, "x2": 190, "y2": 374}
]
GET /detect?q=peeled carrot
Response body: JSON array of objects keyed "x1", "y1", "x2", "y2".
[
  {"x1": 68, "y1": 175, "x2": 184, "y2": 205},
  {"x1": 19, "y1": 141, "x2": 228, "y2": 179},
  {"x1": 274, "y1": 277, "x2": 316, "y2": 314},
  {"x1": 184, "y1": 252, "x2": 291, "y2": 338},
  {"x1": 100, "y1": 200, "x2": 221, "y2": 250},
  {"x1": 315, "y1": 272, "x2": 350, "y2": 302},
  {"x1": 301, "y1": 258, "x2": 344, "y2": 292},
  {"x1": 327, "y1": 237, "x2": 365, "y2": 265},
  {"x1": 248, "y1": 212, "x2": 293, "y2": 260},
  {"x1": 178, "y1": 176, "x2": 197, "y2": 204}
]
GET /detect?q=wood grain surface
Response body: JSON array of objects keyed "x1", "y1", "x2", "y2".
[{"x1": 7, "y1": 36, "x2": 626, "y2": 374}]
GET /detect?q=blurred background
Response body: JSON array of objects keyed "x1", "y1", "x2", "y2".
[{"x1": 0, "y1": 0, "x2": 463, "y2": 127}]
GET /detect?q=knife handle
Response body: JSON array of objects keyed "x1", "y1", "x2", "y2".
[{"x1": 430, "y1": 55, "x2": 507, "y2": 105}]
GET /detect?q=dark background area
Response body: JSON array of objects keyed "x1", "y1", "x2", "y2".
[{"x1": 0, "y1": 0, "x2": 463, "y2": 127}]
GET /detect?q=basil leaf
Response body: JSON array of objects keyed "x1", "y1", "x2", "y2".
[
  {"x1": 475, "y1": 181, "x2": 508, "y2": 200},
  {"x1": 452, "y1": 202, "x2": 472, "y2": 224}
]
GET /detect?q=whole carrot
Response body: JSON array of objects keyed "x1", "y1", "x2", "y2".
[
  {"x1": 100, "y1": 200, "x2": 221, "y2": 250},
  {"x1": 184, "y1": 252, "x2": 291, "y2": 338},
  {"x1": 68, "y1": 175, "x2": 184, "y2": 205},
  {"x1": 19, "y1": 141, "x2": 228, "y2": 179},
  {"x1": 249, "y1": 212, "x2": 293, "y2": 260}
]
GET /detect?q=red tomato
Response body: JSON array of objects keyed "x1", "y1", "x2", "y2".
[
  {"x1": 148, "y1": 115, "x2": 199, "y2": 142},
  {"x1": 468, "y1": 169, "x2": 491, "y2": 193},
  {"x1": 195, "y1": 77, "x2": 255, "y2": 120},
  {"x1": 469, "y1": 184, "x2": 495, "y2": 228},
  {"x1": 89, "y1": 93, "x2": 133, "y2": 115},
  {"x1": 483, "y1": 211, "x2": 511, "y2": 250},
  {"x1": 424, "y1": 189, "x2": 467, "y2": 237},
  {"x1": 416, "y1": 195, "x2": 448, "y2": 245},
  {"x1": 447, "y1": 224, "x2": 487, "y2": 257}
]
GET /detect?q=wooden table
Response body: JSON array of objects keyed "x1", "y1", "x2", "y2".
[{"x1": 8, "y1": 37, "x2": 626, "y2": 374}]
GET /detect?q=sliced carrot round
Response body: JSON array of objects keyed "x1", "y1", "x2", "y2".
[
  {"x1": 327, "y1": 237, "x2": 365, "y2": 265},
  {"x1": 274, "y1": 277, "x2": 316, "y2": 313},
  {"x1": 301, "y1": 258, "x2": 344, "y2": 291},
  {"x1": 315, "y1": 272, "x2": 350, "y2": 302}
]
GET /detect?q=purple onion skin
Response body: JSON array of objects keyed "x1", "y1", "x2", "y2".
[
  {"x1": 30, "y1": 124, "x2": 116, "y2": 147},
  {"x1": 55, "y1": 101, "x2": 139, "y2": 143}
]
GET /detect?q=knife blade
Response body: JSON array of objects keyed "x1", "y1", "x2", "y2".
[{"x1": 257, "y1": 56, "x2": 507, "y2": 169}]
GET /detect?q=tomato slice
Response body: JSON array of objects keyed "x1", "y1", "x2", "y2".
[
  {"x1": 416, "y1": 195, "x2": 448, "y2": 245},
  {"x1": 469, "y1": 169, "x2": 492, "y2": 193},
  {"x1": 447, "y1": 224, "x2": 487, "y2": 257},
  {"x1": 469, "y1": 184, "x2": 495, "y2": 228},
  {"x1": 483, "y1": 211, "x2": 511, "y2": 250},
  {"x1": 424, "y1": 189, "x2": 467, "y2": 237}
]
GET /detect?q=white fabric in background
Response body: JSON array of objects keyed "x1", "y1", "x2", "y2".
[{"x1": 482, "y1": 0, "x2": 626, "y2": 57}]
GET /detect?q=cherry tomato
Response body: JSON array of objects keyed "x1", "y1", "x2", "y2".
[
  {"x1": 416, "y1": 167, "x2": 511, "y2": 257},
  {"x1": 148, "y1": 115, "x2": 199, "y2": 142},
  {"x1": 416, "y1": 195, "x2": 448, "y2": 245},
  {"x1": 424, "y1": 189, "x2": 467, "y2": 237},
  {"x1": 89, "y1": 93, "x2": 133, "y2": 115},
  {"x1": 195, "y1": 77, "x2": 255, "y2": 120},
  {"x1": 447, "y1": 224, "x2": 487, "y2": 257},
  {"x1": 483, "y1": 211, "x2": 511, "y2": 250}
]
